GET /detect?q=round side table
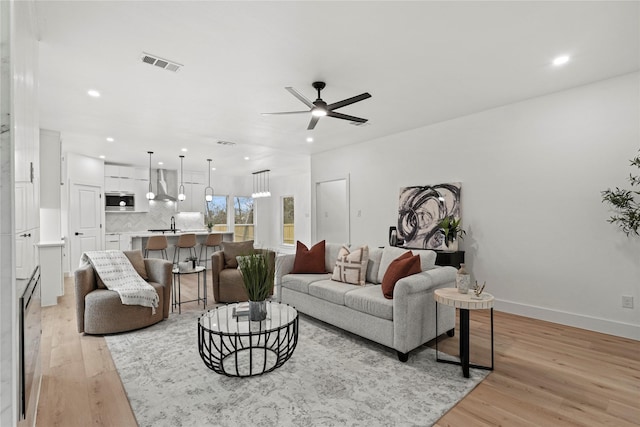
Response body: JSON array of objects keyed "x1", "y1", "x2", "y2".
[{"x1": 434, "y1": 287, "x2": 494, "y2": 378}]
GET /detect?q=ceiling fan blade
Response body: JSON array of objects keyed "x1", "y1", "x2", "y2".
[
  {"x1": 327, "y1": 111, "x2": 368, "y2": 123},
  {"x1": 285, "y1": 87, "x2": 315, "y2": 109},
  {"x1": 261, "y1": 110, "x2": 310, "y2": 115},
  {"x1": 327, "y1": 93, "x2": 371, "y2": 111},
  {"x1": 307, "y1": 115, "x2": 320, "y2": 130}
]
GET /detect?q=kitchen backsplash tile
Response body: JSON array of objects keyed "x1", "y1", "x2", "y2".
[{"x1": 106, "y1": 201, "x2": 205, "y2": 232}]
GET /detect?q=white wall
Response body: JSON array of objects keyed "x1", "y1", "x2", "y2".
[
  {"x1": 256, "y1": 172, "x2": 311, "y2": 253},
  {"x1": 311, "y1": 73, "x2": 640, "y2": 339}
]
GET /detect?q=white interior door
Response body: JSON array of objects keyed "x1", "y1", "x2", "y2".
[
  {"x1": 316, "y1": 178, "x2": 349, "y2": 244},
  {"x1": 70, "y1": 183, "x2": 102, "y2": 268}
]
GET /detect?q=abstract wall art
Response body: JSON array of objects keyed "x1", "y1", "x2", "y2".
[{"x1": 397, "y1": 182, "x2": 461, "y2": 250}]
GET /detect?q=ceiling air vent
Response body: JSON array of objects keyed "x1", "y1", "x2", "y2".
[
  {"x1": 140, "y1": 52, "x2": 183, "y2": 72},
  {"x1": 217, "y1": 140, "x2": 236, "y2": 146},
  {"x1": 349, "y1": 121, "x2": 370, "y2": 127}
]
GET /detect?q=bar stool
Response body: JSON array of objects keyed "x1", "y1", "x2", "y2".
[
  {"x1": 144, "y1": 235, "x2": 168, "y2": 259},
  {"x1": 173, "y1": 233, "x2": 197, "y2": 265},
  {"x1": 199, "y1": 233, "x2": 223, "y2": 267}
]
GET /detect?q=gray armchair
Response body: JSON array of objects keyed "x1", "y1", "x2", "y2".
[
  {"x1": 211, "y1": 247, "x2": 275, "y2": 303},
  {"x1": 75, "y1": 250, "x2": 172, "y2": 334}
]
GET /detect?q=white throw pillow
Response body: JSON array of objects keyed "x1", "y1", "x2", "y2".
[{"x1": 331, "y1": 245, "x2": 369, "y2": 286}]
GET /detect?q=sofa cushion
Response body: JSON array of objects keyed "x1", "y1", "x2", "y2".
[
  {"x1": 377, "y1": 246, "x2": 436, "y2": 283},
  {"x1": 292, "y1": 240, "x2": 326, "y2": 273},
  {"x1": 221, "y1": 240, "x2": 255, "y2": 268},
  {"x1": 309, "y1": 279, "x2": 363, "y2": 305},
  {"x1": 281, "y1": 273, "x2": 330, "y2": 294},
  {"x1": 344, "y1": 285, "x2": 394, "y2": 321},
  {"x1": 366, "y1": 248, "x2": 383, "y2": 284},
  {"x1": 331, "y1": 245, "x2": 369, "y2": 286},
  {"x1": 381, "y1": 253, "x2": 421, "y2": 299}
]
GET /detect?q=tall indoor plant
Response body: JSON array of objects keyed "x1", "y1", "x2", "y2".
[
  {"x1": 237, "y1": 253, "x2": 274, "y2": 321},
  {"x1": 601, "y1": 151, "x2": 640, "y2": 236}
]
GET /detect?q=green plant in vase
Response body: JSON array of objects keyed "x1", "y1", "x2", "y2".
[
  {"x1": 237, "y1": 253, "x2": 274, "y2": 321},
  {"x1": 206, "y1": 221, "x2": 213, "y2": 232},
  {"x1": 438, "y1": 215, "x2": 466, "y2": 248}
]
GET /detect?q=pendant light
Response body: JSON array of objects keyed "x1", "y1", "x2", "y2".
[
  {"x1": 146, "y1": 151, "x2": 155, "y2": 200},
  {"x1": 204, "y1": 159, "x2": 214, "y2": 202},
  {"x1": 178, "y1": 155, "x2": 186, "y2": 201},
  {"x1": 251, "y1": 169, "x2": 271, "y2": 198}
]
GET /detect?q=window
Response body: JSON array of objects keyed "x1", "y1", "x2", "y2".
[
  {"x1": 205, "y1": 195, "x2": 229, "y2": 231},
  {"x1": 282, "y1": 196, "x2": 294, "y2": 244},
  {"x1": 234, "y1": 196, "x2": 254, "y2": 242}
]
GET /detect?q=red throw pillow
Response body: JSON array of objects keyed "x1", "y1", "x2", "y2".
[
  {"x1": 291, "y1": 240, "x2": 326, "y2": 274},
  {"x1": 381, "y1": 252, "x2": 421, "y2": 299}
]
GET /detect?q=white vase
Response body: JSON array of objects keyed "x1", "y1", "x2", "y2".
[{"x1": 456, "y1": 263, "x2": 470, "y2": 294}]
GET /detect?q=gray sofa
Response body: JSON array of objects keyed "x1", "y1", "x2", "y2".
[{"x1": 276, "y1": 244, "x2": 456, "y2": 361}]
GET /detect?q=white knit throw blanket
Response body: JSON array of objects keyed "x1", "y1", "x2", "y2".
[{"x1": 80, "y1": 251, "x2": 159, "y2": 314}]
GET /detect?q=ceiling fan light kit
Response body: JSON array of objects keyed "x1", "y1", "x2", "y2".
[{"x1": 263, "y1": 81, "x2": 371, "y2": 130}]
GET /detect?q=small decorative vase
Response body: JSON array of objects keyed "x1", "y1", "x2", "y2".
[
  {"x1": 456, "y1": 263, "x2": 470, "y2": 294},
  {"x1": 248, "y1": 300, "x2": 267, "y2": 321}
]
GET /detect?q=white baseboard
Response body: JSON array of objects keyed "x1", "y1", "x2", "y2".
[{"x1": 495, "y1": 299, "x2": 640, "y2": 341}]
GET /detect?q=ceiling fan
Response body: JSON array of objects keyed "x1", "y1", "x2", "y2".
[{"x1": 262, "y1": 81, "x2": 371, "y2": 130}]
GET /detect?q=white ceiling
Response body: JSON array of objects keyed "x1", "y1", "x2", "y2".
[{"x1": 35, "y1": 1, "x2": 639, "y2": 177}]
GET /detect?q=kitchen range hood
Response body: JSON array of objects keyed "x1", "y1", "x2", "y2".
[{"x1": 155, "y1": 169, "x2": 177, "y2": 202}]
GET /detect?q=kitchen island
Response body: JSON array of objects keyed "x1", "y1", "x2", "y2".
[{"x1": 126, "y1": 230, "x2": 234, "y2": 262}]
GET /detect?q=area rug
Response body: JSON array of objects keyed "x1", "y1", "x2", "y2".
[{"x1": 105, "y1": 311, "x2": 488, "y2": 427}]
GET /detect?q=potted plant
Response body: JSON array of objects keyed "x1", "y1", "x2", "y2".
[
  {"x1": 602, "y1": 151, "x2": 640, "y2": 236},
  {"x1": 237, "y1": 253, "x2": 274, "y2": 321},
  {"x1": 438, "y1": 215, "x2": 466, "y2": 249},
  {"x1": 206, "y1": 221, "x2": 213, "y2": 232}
]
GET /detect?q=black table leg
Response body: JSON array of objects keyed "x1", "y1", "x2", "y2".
[{"x1": 460, "y1": 308, "x2": 470, "y2": 378}]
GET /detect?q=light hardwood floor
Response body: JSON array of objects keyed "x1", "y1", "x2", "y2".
[{"x1": 37, "y1": 275, "x2": 639, "y2": 426}]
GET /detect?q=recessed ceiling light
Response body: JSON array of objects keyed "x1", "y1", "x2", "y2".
[
  {"x1": 106, "y1": 137, "x2": 114, "y2": 142},
  {"x1": 552, "y1": 55, "x2": 570, "y2": 66},
  {"x1": 306, "y1": 137, "x2": 313, "y2": 143},
  {"x1": 181, "y1": 148, "x2": 188, "y2": 152},
  {"x1": 244, "y1": 157, "x2": 250, "y2": 160},
  {"x1": 158, "y1": 161, "x2": 164, "y2": 166},
  {"x1": 211, "y1": 167, "x2": 216, "y2": 171},
  {"x1": 99, "y1": 155, "x2": 105, "y2": 159},
  {"x1": 87, "y1": 89, "x2": 100, "y2": 97}
]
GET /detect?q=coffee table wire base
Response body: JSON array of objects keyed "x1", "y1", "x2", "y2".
[{"x1": 199, "y1": 310, "x2": 298, "y2": 377}]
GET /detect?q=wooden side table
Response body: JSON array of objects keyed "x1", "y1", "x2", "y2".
[{"x1": 434, "y1": 287, "x2": 494, "y2": 378}]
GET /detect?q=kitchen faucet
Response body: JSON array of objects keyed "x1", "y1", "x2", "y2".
[{"x1": 170, "y1": 216, "x2": 176, "y2": 232}]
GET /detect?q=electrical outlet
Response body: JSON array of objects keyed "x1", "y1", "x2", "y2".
[{"x1": 622, "y1": 295, "x2": 634, "y2": 309}]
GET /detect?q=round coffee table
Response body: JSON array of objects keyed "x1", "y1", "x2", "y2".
[{"x1": 198, "y1": 302, "x2": 298, "y2": 377}]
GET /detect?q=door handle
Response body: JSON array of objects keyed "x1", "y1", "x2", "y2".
[
  {"x1": 75, "y1": 232, "x2": 84, "y2": 236},
  {"x1": 20, "y1": 233, "x2": 28, "y2": 238}
]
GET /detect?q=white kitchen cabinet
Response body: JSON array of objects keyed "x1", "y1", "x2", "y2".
[
  {"x1": 177, "y1": 171, "x2": 207, "y2": 213},
  {"x1": 119, "y1": 234, "x2": 132, "y2": 251},
  {"x1": 104, "y1": 164, "x2": 149, "y2": 212},
  {"x1": 104, "y1": 164, "x2": 120, "y2": 177},
  {"x1": 105, "y1": 234, "x2": 120, "y2": 250}
]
